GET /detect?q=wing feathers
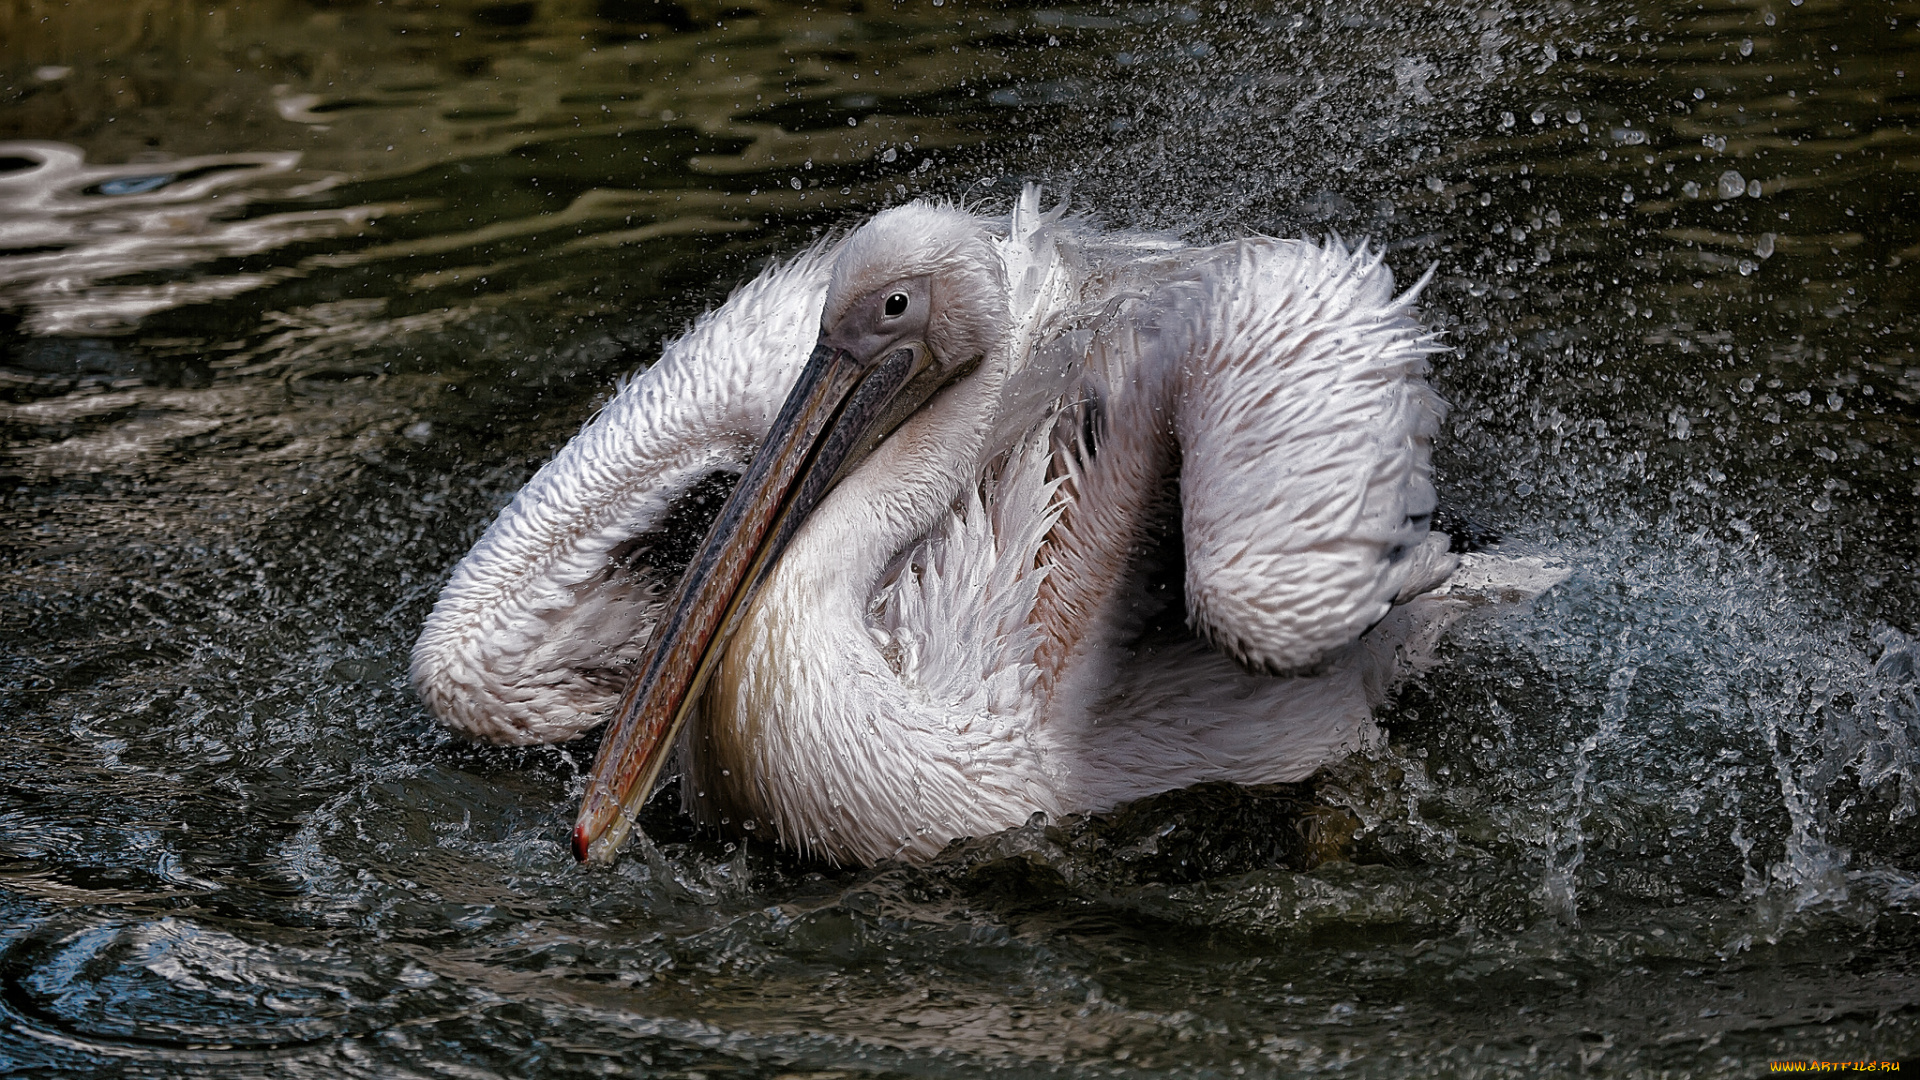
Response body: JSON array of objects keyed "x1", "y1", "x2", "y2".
[
  {"x1": 1170, "y1": 239, "x2": 1448, "y2": 674},
  {"x1": 411, "y1": 245, "x2": 836, "y2": 743}
]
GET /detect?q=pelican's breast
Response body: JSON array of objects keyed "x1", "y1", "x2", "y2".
[{"x1": 690, "y1": 414, "x2": 1073, "y2": 864}]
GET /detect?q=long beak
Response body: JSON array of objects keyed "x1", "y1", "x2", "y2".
[{"x1": 571, "y1": 336, "x2": 939, "y2": 864}]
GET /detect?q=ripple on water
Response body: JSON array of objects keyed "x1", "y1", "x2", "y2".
[{"x1": 0, "y1": 915, "x2": 467, "y2": 1058}]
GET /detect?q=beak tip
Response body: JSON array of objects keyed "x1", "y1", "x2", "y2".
[{"x1": 571, "y1": 823, "x2": 592, "y2": 864}]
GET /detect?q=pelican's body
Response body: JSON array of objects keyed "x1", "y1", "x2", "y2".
[{"x1": 413, "y1": 190, "x2": 1550, "y2": 865}]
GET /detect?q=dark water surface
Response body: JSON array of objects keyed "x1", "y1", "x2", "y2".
[{"x1": 3, "y1": 0, "x2": 1919, "y2": 1075}]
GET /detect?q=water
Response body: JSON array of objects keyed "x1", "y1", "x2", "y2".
[{"x1": 2, "y1": 0, "x2": 1918, "y2": 1075}]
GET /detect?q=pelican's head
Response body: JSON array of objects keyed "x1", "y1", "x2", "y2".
[
  {"x1": 572, "y1": 201, "x2": 1011, "y2": 863},
  {"x1": 819, "y1": 201, "x2": 1010, "y2": 374}
]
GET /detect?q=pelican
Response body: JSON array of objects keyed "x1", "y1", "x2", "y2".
[{"x1": 411, "y1": 188, "x2": 1559, "y2": 867}]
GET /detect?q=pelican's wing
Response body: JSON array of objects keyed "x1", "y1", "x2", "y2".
[
  {"x1": 411, "y1": 246, "x2": 835, "y2": 743},
  {"x1": 1166, "y1": 238, "x2": 1448, "y2": 674}
]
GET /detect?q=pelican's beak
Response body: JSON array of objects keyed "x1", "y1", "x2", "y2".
[{"x1": 571, "y1": 332, "x2": 945, "y2": 864}]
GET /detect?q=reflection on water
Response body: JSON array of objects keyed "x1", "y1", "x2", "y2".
[
  {"x1": 2, "y1": 0, "x2": 1919, "y2": 1076},
  {"x1": 0, "y1": 141, "x2": 377, "y2": 334}
]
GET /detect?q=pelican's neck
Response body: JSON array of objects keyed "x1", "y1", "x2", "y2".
[{"x1": 689, "y1": 353, "x2": 1051, "y2": 864}]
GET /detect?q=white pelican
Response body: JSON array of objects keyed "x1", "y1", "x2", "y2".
[{"x1": 411, "y1": 188, "x2": 1558, "y2": 867}]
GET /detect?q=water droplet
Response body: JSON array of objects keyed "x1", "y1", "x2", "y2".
[
  {"x1": 1740, "y1": 39, "x2": 1754, "y2": 56},
  {"x1": 1756, "y1": 232, "x2": 1776, "y2": 258},
  {"x1": 1622, "y1": 187, "x2": 1634, "y2": 204},
  {"x1": 1693, "y1": 87, "x2": 1706, "y2": 100},
  {"x1": 397, "y1": 965, "x2": 439, "y2": 987},
  {"x1": 1811, "y1": 495, "x2": 1831, "y2": 512},
  {"x1": 1682, "y1": 180, "x2": 1701, "y2": 198},
  {"x1": 1565, "y1": 107, "x2": 1582, "y2": 123},
  {"x1": 1531, "y1": 108, "x2": 1546, "y2": 125},
  {"x1": 790, "y1": 177, "x2": 802, "y2": 189},
  {"x1": 1717, "y1": 170, "x2": 1747, "y2": 199},
  {"x1": 1746, "y1": 179, "x2": 1762, "y2": 198},
  {"x1": 1500, "y1": 111, "x2": 1515, "y2": 129}
]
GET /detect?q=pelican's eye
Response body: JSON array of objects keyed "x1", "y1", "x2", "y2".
[{"x1": 884, "y1": 292, "x2": 909, "y2": 317}]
